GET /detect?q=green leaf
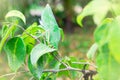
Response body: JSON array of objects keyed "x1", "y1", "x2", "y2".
[
  {"x1": 5, "y1": 10, "x2": 26, "y2": 24},
  {"x1": 96, "y1": 43, "x2": 120, "y2": 80},
  {"x1": 4, "y1": 37, "x2": 26, "y2": 71},
  {"x1": 1, "y1": 25, "x2": 9, "y2": 38},
  {"x1": 0, "y1": 24, "x2": 16, "y2": 53},
  {"x1": 21, "y1": 23, "x2": 44, "y2": 54},
  {"x1": 30, "y1": 43, "x2": 56, "y2": 65},
  {"x1": 28, "y1": 57, "x2": 43, "y2": 79},
  {"x1": 41, "y1": 4, "x2": 61, "y2": 49},
  {"x1": 109, "y1": 16, "x2": 120, "y2": 63},
  {"x1": 94, "y1": 17, "x2": 120, "y2": 79},
  {"x1": 111, "y1": 1, "x2": 120, "y2": 16},
  {"x1": 76, "y1": 15, "x2": 84, "y2": 27},
  {"x1": 87, "y1": 43, "x2": 98, "y2": 60},
  {"x1": 77, "y1": 0, "x2": 110, "y2": 26},
  {"x1": 45, "y1": 52, "x2": 61, "y2": 69},
  {"x1": 94, "y1": 18, "x2": 112, "y2": 46},
  {"x1": 59, "y1": 28, "x2": 64, "y2": 42}
]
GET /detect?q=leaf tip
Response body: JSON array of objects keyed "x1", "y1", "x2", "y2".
[
  {"x1": 76, "y1": 15, "x2": 83, "y2": 27},
  {"x1": 5, "y1": 10, "x2": 26, "y2": 24}
]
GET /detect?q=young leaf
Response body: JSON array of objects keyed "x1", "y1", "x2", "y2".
[
  {"x1": 4, "y1": 37, "x2": 26, "y2": 71},
  {"x1": 5, "y1": 10, "x2": 26, "y2": 24},
  {"x1": 77, "y1": 0, "x2": 110, "y2": 26},
  {"x1": 87, "y1": 43, "x2": 98, "y2": 60},
  {"x1": 28, "y1": 57, "x2": 43, "y2": 79},
  {"x1": 30, "y1": 43, "x2": 56, "y2": 65},
  {"x1": 41, "y1": 4, "x2": 61, "y2": 49},
  {"x1": 21, "y1": 23, "x2": 45, "y2": 54}
]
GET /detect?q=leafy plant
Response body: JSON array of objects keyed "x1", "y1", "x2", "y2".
[{"x1": 0, "y1": 4, "x2": 96, "y2": 80}]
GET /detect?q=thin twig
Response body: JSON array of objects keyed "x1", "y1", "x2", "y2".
[
  {"x1": 79, "y1": 74, "x2": 84, "y2": 80},
  {"x1": 10, "y1": 73, "x2": 16, "y2": 80},
  {"x1": 29, "y1": 77, "x2": 34, "y2": 80},
  {"x1": 43, "y1": 67, "x2": 87, "y2": 73},
  {"x1": 51, "y1": 52, "x2": 69, "y2": 68},
  {"x1": 0, "y1": 71, "x2": 29, "y2": 78},
  {"x1": 72, "y1": 62, "x2": 97, "y2": 68}
]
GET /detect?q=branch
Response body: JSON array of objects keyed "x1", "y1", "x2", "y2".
[
  {"x1": 0, "y1": 68, "x2": 97, "y2": 78},
  {"x1": 10, "y1": 73, "x2": 17, "y2": 80},
  {"x1": 44, "y1": 67, "x2": 97, "y2": 75},
  {"x1": 44, "y1": 67, "x2": 83, "y2": 73},
  {"x1": 0, "y1": 71, "x2": 29, "y2": 78}
]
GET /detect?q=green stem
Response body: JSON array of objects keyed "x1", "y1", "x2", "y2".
[{"x1": 0, "y1": 24, "x2": 16, "y2": 53}]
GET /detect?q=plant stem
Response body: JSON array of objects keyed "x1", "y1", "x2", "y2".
[
  {"x1": 0, "y1": 71, "x2": 29, "y2": 78},
  {"x1": 0, "y1": 67, "x2": 97, "y2": 78},
  {"x1": 10, "y1": 73, "x2": 17, "y2": 80},
  {"x1": 72, "y1": 62, "x2": 97, "y2": 68}
]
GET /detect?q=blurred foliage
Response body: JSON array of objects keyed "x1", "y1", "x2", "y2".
[
  {"x1": 77, "y1": 0, "x2": 120, "y2": 79},
  {"x1": 77, "y1": 0, "x2": 120, "y2": 26},
  {"x1": 59, "y1": 28, "x2": 94, "y2": 59},
  {"x1": 0, "y1": 0, "x2": 91, "y2": 33}
]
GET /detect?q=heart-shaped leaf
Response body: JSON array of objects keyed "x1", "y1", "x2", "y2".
[{"x1": 5, "y1": 37, "x2": 26, "y2": 71}]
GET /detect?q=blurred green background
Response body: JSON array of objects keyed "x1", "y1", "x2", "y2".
[{"x1": 1, "y1": 0, "x2": 119, "y2": 80}]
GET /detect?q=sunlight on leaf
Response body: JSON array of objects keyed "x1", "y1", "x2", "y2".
[
  {"x1": 87, "y1": 43, "x2": 98, "y2": 60},
  {"x1": 59, "y1": 28, "x2": 64, "y2": 42},
  {"x1": 30, "y1": 43, "x2": 56, "y2": 65},
  {"x1": 5, "y1": 10, "x2": 26, "y2": 24},
  {"x1": 41, "y1": 4, "x2": 61, "y2": 49},
  {"x1": 21, "y1": 23, "x2": 44, "y2": 54},
  {"x1": 109, "y1": 16, "x2": 120, "y2": 63}
]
